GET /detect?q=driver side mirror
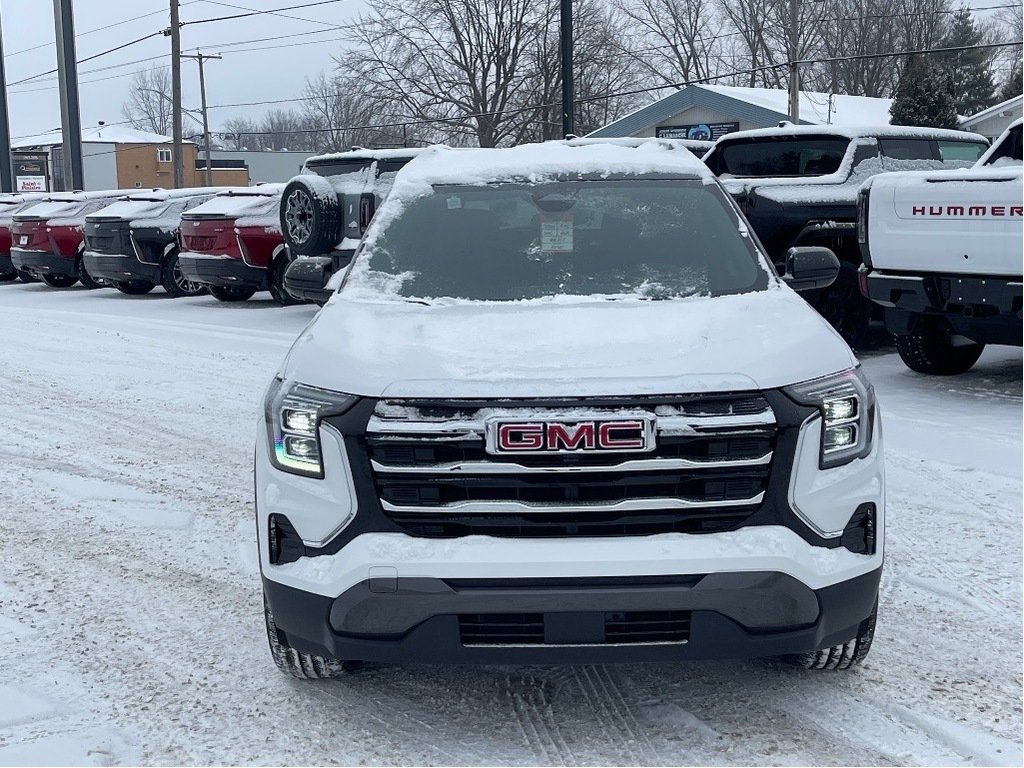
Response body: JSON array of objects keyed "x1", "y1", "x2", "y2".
[{"x1": 781, "y1": 246, "x2": 840, "y2": 291}]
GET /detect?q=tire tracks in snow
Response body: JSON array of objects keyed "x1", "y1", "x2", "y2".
[
  {"x1": 502, "y1": 673, "x2": 576, "y2": 765},
  {"x1": 571, "y1": 666, "x2": 661, "y2": 765}
]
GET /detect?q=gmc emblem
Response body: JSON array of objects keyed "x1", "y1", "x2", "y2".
[{"x1": 485, "y1": 418, "x2": 655, "y2": 455}]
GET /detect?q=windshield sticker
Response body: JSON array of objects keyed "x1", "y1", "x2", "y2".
[
  {"x1": 540, "y1": 216, "x2": 573, "y2": 252},
  {"x1": 446, "y1": 196, "x2": 462, "y2": 210}
]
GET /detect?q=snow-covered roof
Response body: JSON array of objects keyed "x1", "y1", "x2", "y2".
[
  {"x1": 121, "y1": 186, "x2": 243, "y2": 201},
  {"x1": 183, "y1": 183, "x2": 284, "y2": 218},
  {"x1": 712, "y1": 124, "x2": 987, "y2": 143},
  {"x1": 959, "y1": 95, "x2": 1024, "y2": 129},
  {"x1": 394, "y1": 141, "x2": 710, "y2": 193},
  {"x1": 11, "y1": 124, "x2": 195, "y2": 149},
  {"x1": 588, "y1": 84, "x2": 899, "y2": 138},
  {"x1": 700, "y1": 85, "x2": 894, "y2": 127}
]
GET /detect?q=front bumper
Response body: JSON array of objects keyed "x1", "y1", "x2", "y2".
[
  {"x1": 178, "y1": 252, "x2": 267, "y2": 289},
  {"x1": 264, "y1": 565, "x2": 881, "y2": 664},
  {"x1": 10, "y1": 247, "x2": 75, "y2": 277},
  {"x1": 82, "y1": 251, "x2": 161, "y2": 284},
  {"x1": 865, "y1": 269, "x2": 1023, "y2": 346}
]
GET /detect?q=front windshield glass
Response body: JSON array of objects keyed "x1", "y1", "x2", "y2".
[
  {"x1": 707, "y1": 137, "x2": 851, "y2": 177},
  {"x1": 348, "y1": 179, "x2": 769, "y2": 302}
]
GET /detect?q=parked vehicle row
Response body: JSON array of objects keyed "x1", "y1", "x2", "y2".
[{"x1": 0, "y1": 184, "x2": 295, "y2": 304}]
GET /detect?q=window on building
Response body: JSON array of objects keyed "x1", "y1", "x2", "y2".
[{"x1": 157, "y1": 148, "x2": 172, "y2": 163}]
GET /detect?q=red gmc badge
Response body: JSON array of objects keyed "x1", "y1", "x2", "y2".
[{"x1": 485, "y1": 418, "x2": 655, "y2": 455}]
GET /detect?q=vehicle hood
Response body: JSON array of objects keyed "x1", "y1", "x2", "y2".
[{"x1": 279, "y1": 285, "x2": 857, "y2": 398}]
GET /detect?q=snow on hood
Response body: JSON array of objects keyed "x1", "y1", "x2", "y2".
[{"x1": 279, "y1": 285, "x2": 855, "y2": 398}]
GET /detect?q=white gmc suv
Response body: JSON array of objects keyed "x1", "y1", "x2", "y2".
[{"x1": 255, "y1": 140, "x2": 884, "y2": 677}]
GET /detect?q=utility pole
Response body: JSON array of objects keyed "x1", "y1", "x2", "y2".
[
  {"x1": 788, "y1": 0, "x2": 800, "y2": 123},
  {"x1": 559, "y1": 0, "x2": 574, "y2": 138},
  {"x1": 0, "y1": 13, "x2": 14, "y2": 192},
  {"x1": 168, "y1": 0, "x2": 183, "y2": 188},
  {"x1": 182, "y1": 52, "x2": 220, "y2": 186},
  {"x1": 53, "y1": 0, "x2": 83, "y2": 191}
]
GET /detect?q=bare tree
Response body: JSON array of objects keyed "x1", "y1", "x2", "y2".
[
  {"x1": 121, "y1": 66, "x2": 196, "y2": 136},
  {"x1": 613, "y1": 0, "x2": 725, "y2": 87},
  {"x1": 301, "y1": 71, "x2": 403, "y2": 152},
  {"x1": 719, "y1": 0, "x2": 785, "y2": 87},
  {"x1": 342, "y1": 0, "x2": 541, "y2": 147},
  {"x1": 220, "y1": 117, "x2": 260, "y2": 150}
]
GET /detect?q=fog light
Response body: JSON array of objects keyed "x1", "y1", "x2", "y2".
[
  {"x1": 285, "y1": 436, "x2": 318, "y2": 458},
  {"x1": 824, "y1": 424, "x2": 856, "y2": 451},
  {"x1": 823, "y1": 397, "x2": 856, "y2": 421}
]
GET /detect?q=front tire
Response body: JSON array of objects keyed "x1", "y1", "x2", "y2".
[
  {"x1": 42, "y1": 273, "x2": 77, "y2": 288},
  {"x1": 807, "y1": 260, "x2": 872, "y2": 349},
  {"x1": 781, "y1": 602, "x2": 877, "y2": 670},
  {"x1": 895, "y1": 316, "x2": 985, "y2": 375},
  {"x1": 209, "y1": 285, "x2": 257, "y2": 302},
  {"x1": 161, "y1": 248, "x2": 206, "y2": 297},
  {"x1": 115, "y1": 280, "x2": 155, "y2": 295},
  {"x1": 264, "y1": 596, "x2": 347, "y2": 679}
]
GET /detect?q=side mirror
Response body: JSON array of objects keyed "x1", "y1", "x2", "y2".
[{"x1": 782, "y1": 246, "x2": 840, "y2": 291}]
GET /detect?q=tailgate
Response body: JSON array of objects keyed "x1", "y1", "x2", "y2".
[{"x1": 871, "y1": 173, "x2": 1023, "y2": 276}]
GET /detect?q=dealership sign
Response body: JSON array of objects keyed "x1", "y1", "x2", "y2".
[
  {"x1": 656, "y1": 122, "x2": 739, "y2": 141},
  {"x1": 13, "y1": 155, "x2": 49, "y2": 192}
]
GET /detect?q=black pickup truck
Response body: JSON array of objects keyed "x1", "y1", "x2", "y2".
[{"x1": 703, "y1": 125, "x2": 989, "y2": 347}]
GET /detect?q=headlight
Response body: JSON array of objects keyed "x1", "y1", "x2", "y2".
[
  {"x1": 264, "y1": 378, "x2": 357, "y2": 477},
  {"x1": 785, "y1": 368, "x2": 876, "y2": 469}
]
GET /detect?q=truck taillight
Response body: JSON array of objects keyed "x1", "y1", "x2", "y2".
[{"x1": 856, "y1": 189, "x2": 869, "y2": 245}]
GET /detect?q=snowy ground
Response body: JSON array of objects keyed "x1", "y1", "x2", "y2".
[{"x1": 0, "y1": 282, "x2": 1020, "y2": 767}]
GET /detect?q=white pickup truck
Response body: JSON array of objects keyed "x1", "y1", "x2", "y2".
[{"x1": 859, "y1": 118, "x2": 1023, "y2": 374}]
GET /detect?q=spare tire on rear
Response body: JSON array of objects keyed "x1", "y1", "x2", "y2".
[{"x1": 280, "y1": 176, "x2": 341, "y2": 257}]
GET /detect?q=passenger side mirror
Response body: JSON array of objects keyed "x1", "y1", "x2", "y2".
[{"x1": 782, "y1": 246, "x2": 840, "y2": 291}]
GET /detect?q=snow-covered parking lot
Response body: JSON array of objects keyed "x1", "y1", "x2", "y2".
[{"x1": 0, "y1": 282, "x2": 1020, "y2": 766}]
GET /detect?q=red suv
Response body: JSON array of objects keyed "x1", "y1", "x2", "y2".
[
  {"x1": 178, "y1": 185, "x2": 295, "y2": 303},
  {"x1": 0, "y1": 193, "x2": 47, "y2": 283},
  {"x1": 11, "y1": 190, "x2": 144, "y2": 288}
]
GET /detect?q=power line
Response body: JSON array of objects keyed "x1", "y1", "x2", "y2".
[
  {"x1": 194, "y1": 0, "x2": 343, "y2": 28},
  {"x1": 180, "y1": 0, "x2": 348, "y2": 26},
  {"x1": 8, "y1": 30, "x2": 165, "y2": 87}
]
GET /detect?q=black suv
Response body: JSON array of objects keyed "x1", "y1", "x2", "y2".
[{"x1": 278, "y1": 148, "x2": 423, "y2": 304}]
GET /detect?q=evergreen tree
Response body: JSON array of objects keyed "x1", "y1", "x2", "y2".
[
  {"x1": 890, "y1": 55, "x2": 960, "y2": 129},
  {"x1": 999, "y1": 68, "x2": 1022, "y2": 103},
  {"x1": 938, "y1": 8, "x2": 997, "y2": 116}
]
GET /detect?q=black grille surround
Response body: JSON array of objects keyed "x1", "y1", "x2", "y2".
[
  {"x1": 458, "y1": 610, "x2": 692, "y2": 646},
  {"x1": 306, "y1": 391, "x2": 851, "y2": 556}
]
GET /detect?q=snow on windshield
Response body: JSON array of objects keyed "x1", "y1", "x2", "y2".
[
  {"x1": 186, "y1": 186, "x2": 284, "y2": 218},
  {"x1": 344, "y1": 177, "x2": 769, "y2": 303}
]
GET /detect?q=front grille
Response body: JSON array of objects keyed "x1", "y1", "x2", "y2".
[
  {"x1": 366, "y1": 394, "x2": 776, "y2": 538},
  {"x1": 458, "y1": 611, "x2": 692, "y2": 646}
]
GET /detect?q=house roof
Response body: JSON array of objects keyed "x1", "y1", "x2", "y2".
[
  {"x1": 588, "y1": 84, "x2": 895, "y2": 138},
  {"x1": 958, "y1": 95, "x2": 1024, "y2": 128},
  {"x1": 11, "y1": 124, "x2": 195, "y2": 149}
]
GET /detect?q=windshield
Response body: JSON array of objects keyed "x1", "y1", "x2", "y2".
[
  {"x1": 706, "y1": 137, "x2": 851, "y2": 177},
  {"x1": 347, "y1": 180, "x2": 769, "y2": 302}
]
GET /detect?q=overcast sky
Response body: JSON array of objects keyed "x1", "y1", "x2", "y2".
[{"x1": 0, "y1": 0, "x2": 367, "y2": 140}]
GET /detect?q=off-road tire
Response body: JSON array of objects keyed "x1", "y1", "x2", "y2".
[
  {"x1": 781, "y1": 602, "x2": 877, "y2": 670},
  {"x1": 42, "y1": 273, "x2": 77, "y2": 288},
  {"x1": 268, "y1": 254, "x2": 301, "y2": 306},
  {"x1": 264, "y1": 596, "x2": 347, "y2": 679},
  {"x1": 895, "y1": 316, "x2": 985, "y2": 375},
  {"x1": 115, "y1": 280, "x2": 155, "y2": 295},
  {"x1": 280, "y1": 176, "x2": 341, "y2": 257},
  {"x1": 76, "y1": 254, "x2": 105, "y2": 289},
  {"x1": 209, "y1": 285, "x2": 257, "y2": 302},
  {"x1": 808, "y1": 260, "x2": 872, "y2": 349},
  {"x1": 161, "y1": 248, "x2": 206, "y2": 297}
]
